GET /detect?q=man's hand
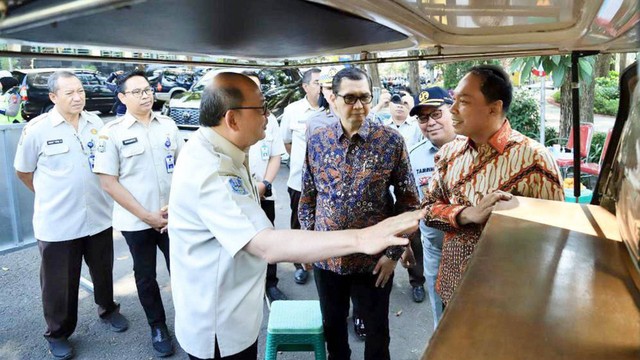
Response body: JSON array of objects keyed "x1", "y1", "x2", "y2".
[
  {"x1": 457, "y1": 190, "x2": 513, "y2": 226},
  {"x1": 144, "y1": 208, "x2": 168, "y2": 232},
  {"x1": 400, "y1": 245, "x2": 416, "y2": 269},
  {"x1": 256, "y1": 181, "x2": 266, "y2": 198},
  {"x1": 356, "y1": 209, "x2": 426, "y2": 255},
  {"x1": 373, "y1": 255, "x2": 397, "y2": 287}
]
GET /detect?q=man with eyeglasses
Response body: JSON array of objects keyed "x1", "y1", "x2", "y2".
[
  {"x1": 407, "y1": 86, "x2": 457, "y2": 329},
  {"x1": 421, "y1": 65, "x2": 563, "y2": 307},
  {"x1": 280, "y1": 68, "x2": 322, "y2": 285},
  {"x1": 14, "y1": 70, "x2": 129, "y2": 360},
  {"x1": 93, "y1": 70, "x2": 184, "y2": 357},
  {"x1": 167, "y1": 72, "x2": 422, "y2": 360},
  {"x1": 299, "y1": 67, "x2": 420, "y2": 360}
]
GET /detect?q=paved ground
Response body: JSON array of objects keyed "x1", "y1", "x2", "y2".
[{"x1": 0, "y1": 159, "x2": 433, "y2": 360}]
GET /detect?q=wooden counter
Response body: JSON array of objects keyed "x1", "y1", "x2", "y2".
[{"x1": 421, "y1": 197, "x2": 640, "y2": 360}]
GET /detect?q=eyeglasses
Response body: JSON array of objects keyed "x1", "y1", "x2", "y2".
[
  {"x1": 336, "y1": 93, "x2": 373, "y2": 105},
  {"x1": 417, "y1": 109, "x2": 443, "y2": 124},
  {"x1": 228, "y1": 103, "x2": 270, "y2": 116},
  {"x1": 123, "y1": 87, "x2": 154, "y2": 98}
]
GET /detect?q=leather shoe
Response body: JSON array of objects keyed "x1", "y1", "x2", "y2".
[
  {"x1": 102, "y1": 310, "x2": 129, "y2": 332},
  {"x1": 266, "y1": 286, "x2": 288, "y2": 302},
  {"x1": 47, "y1": 338, "x2": 74, "y2": 360},
  {"x1": 412, "y1": 285, "x2": 426, "y2": 303},
  {"x1": 294, "y1": 268, "x2": 308, "y2": 284},
  {"x1": 151, "y1": 324, "x2": 174, "y2": 357},
  {"x1": 353, "y1": 316, "x2": 366, "y2": 339}
]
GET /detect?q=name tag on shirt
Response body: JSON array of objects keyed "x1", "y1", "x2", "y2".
[
  {"x1": 122, "y1": 137, "x2": 138, "y2": 146},
  {"x1": 46, "y1": 139, "x2": 63, "y2": 145}
]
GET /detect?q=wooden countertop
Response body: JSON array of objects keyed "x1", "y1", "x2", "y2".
[{"x1": 421, "y1": 197, "x2": 640, "y2": 360}]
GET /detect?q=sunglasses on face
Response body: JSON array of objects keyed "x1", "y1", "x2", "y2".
[{"x1": 417, "y1": 109, "x2": 443, "y2": 123}]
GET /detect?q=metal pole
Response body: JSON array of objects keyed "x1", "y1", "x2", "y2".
[
  {"x1": 540, "y1": 74, "x2": 546, "y2": 145},
  {"x1": 570, "y1": 52, "x2": 581, "y2": 202}
]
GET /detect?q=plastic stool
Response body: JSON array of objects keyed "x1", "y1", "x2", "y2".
[{"x1": 265, "y1": 300, "x2": 326, "y2": 360}]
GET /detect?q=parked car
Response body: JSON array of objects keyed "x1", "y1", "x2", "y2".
[
  {"x1": 148, "y1": 67, "x2": 196, "y2": 104},
  {"x1": 12, "y1": 68, "x2": 116, "y2": 120},
  {"x1": 163, "y1": 68, "x2": 302, "y2": 130}
]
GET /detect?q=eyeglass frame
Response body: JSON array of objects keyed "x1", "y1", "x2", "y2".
[
  {"x1": 228, "y1": 103, "x2": 270, "y2": 116},
  {"x1": 335, "y1": 93, "x2": 373, "y2": 105},
  {"x1": 416, "y1": 107, "x2": 444, "y2": 124},
  {"x1": 122, "y1": 87, "x2": 155, "y2": 98}
]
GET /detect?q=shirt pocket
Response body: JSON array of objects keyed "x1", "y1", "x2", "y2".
[
  {"x1": 121, "y1": 142, "x2": 145, "y2": 158},
  {"x1": 40, "y1": 143, "x2": 73, "y2": 176}
]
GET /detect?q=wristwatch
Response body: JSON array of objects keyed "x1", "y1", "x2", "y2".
[{"x1": 262, "y1": 180, "x2": 272, "y2": 197}]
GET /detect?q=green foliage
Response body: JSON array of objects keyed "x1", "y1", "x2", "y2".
[
  {"x1": 511, "y1": 55, "x2": 595, "y2": 88},
  {"x1": 551, "y1": 90, "x2": 561, "y2": 103},
  {"x1": 588, "y1": 131, "x2": 607, "y2": 163},
  {"x1": 544, "y1": 127, "x2": 559, "y2": 147},
  {"x1": 508, "y1": 89, "x2": 541, "y2": 140},
  {"x1": 593, "y1": 71, "x2": 619, "y2": 116},
  {"x1": 442, "y1": 59, "x2": 499, "y2": 90}
]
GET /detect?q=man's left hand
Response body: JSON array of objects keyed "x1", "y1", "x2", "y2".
[
  {"x1": 400, "y1": 245, "x2": 416, "y2": 269},
  {"x1": 373, "y1": 255, "x2": 397, "y2": 287}
]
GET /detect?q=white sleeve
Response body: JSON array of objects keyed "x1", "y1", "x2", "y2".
[
  {"x1": 92, "y1": 127, "x2": 120, "y2": 176},
  {"x1": 280, "y1": 107, "x2": 293, "y2": 144},
  {"x1": 197, "y1": 173, "x2": 272, "y2": 257},
  {"x1": 269, "y1": 115, "x2": 286, "y2": 156},
  {"x1": 13, "y1": 126, "x2": 39, "y2": 173}
]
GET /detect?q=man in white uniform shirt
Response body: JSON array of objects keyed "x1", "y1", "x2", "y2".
[
  {"x1": 244, "y1": 71, "x2": 288, "y2": 302},
  {"x1": 14, "y1": 71, "x2": 128, "y2": 360},
  {"x1": 279, "y1": 68, "x2": 322, "y2": 284},
  {"x1": 384, "y1": 92, "x2": 422, "y2": 149},
  {"x1": 93, "y1": 70, "x2": 183, "y2": 357},
  {"x1": 168, "y1": 72, "x2": 422, "y2": 360},
  {"x1": 408, "y1": 86, "x2": 457, "y2": 329}
]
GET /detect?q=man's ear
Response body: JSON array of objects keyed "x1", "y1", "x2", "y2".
[
  {"x1": 48, "y1": 92, "x2": 56, "y2": 104},
  {"x1": 489, "y1": 100, "x2": 503, "y2": 116},
  {"x1": 224, "y1": 110, "x2": 240, "y2": 131},
  {"x1": 117, "y1": 92, "x2": 126, "y2": 103},
  {"x1": 329, "y1": 93, "x2": 337, "y2": 103}
]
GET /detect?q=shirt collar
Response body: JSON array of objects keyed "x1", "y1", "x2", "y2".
[
  {"x1": 333, "y1": 116, "x2": 371, "y2": 142},
  {"x1": 49, "y1": 108, "x2": 95, "y2": 128},
  {"x1": 201, "y1": 127, "x2": 246, "y2": 167},
  {"x1": 122, "y1": 112, "x2": 158, "y2": 128},
  {"x1": 465, "y1": 120, "x2": 511, "y2": 154}
]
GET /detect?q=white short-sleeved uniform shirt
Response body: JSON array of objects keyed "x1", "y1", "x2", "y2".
[
  {"x1": 92, "y1": 113, "x2": 184, "y2": 231},
  {"x1": 169, "y1": 127, "x2": 272, "y2": 359},
  {"x1": 13, "y1": 109, "x2": 112, "y2": 242},
  {"x1": 279, "y1": 97, "x2": 320, "y2": 191},
  {"x1": 248, "y1": 113, "x2": 285, "y2": 200},
  {"x1": 384, "y1": 117, "x2": 423, "y2": 149}
]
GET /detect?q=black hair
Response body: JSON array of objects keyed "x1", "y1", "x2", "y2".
[
  {"x1": 331, "y1": 67, "x2": 372, "y2": 94},
  {"x1": 116, "y1": 69, "x2": 149, "y2": 94},
  {"x1": 467, "y1": 65, "x2": 513, "y2": 113},
  {"x1": 396, "y1": 85, "x2": 413, "y2": 96},
  {"x1": 199, "y1": 73, "x2": 245, "y2": 127}
]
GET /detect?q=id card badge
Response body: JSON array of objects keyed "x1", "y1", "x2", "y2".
[
  {"x1": 88, "y1": 154, "x2": 95, "y2": 170},
  {"x1": 260, "y1": 144, "x2": 270, "y2": 161},
  {"x1": 165, "y1": 154, "x2": 175, "y2": 173}
]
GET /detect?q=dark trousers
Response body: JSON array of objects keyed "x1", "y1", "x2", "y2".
[
  {"x1": 261, "y1": 200, "x2": 278, "y2": 288},
  {"x1": 314, "y1": 266, "x2": 394, "y2": 360},
  {"x1": 188, "y1": 339, "x2": 258, "y2": 360},
  {"x1": 121, "y1": 228, "x2": 170, "y2": 327},
  {"x1": 38, "y1": 227, "x2": 118, "y2": 340},
  {"x1": 407, "y1": 233, "x2": 425, "y2": 287},
  {"x1": 287, "y1": 187, "x2": 304, "y2": 271}
]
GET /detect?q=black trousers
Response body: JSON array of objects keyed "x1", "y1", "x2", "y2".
[
  {"x1": 407, "y1": 233, "x2": 425, "y2": 287},
  {"x1": 314, "y1": 266, "x2": 394, "y2": 360},
  {"x1": 261, "y1": 200, "x2": 278, "y2": 288},
  {"x1": 287, "y1": 187, "x2": 304, "y2": 271},
  {"x1": 38, "y1": 227, "x2": 118, "y2": 340},
  {"x1": 121, "y1": 228, "x2": 170, "y2": 327},
  {"x1": 188, "y1": 339, "x2": 258, "y2": 360}
]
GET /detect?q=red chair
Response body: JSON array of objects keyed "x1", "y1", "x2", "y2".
[
  {"x1": 556, "y1": 123, "x2": 594, "y2": 168},
  {"x1": 581, "y1": 129, "x2": 612, "y2": 176}
]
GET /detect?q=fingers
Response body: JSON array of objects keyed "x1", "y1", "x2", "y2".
[
  {"x1": 372, "y1": 261, "x2": 382, "y2": 275},
  {"x1": 375, "y1": 272, "x2": 389, "y2": 287}
]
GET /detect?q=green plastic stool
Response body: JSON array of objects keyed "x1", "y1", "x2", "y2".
[{"x1": 265, "y1": 300, "x2": 326, "y2": 360}]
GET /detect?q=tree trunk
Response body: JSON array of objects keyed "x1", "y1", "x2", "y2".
[
  {"x1": 559, "y1": 70, "x2": 572, "y2": 140},
  {"x1": 407, "y1": 50, "x2": 421, "y2": 95},
  {"x1": 365, "y1": 53, "x2": 381, "y2": 90},
  {"x1": 580, "y1": 80, "x2": 595, "y2": 124},
  {"x1": 595, "y1": 53, "x2": 612, "y2": 77},
  {"x1": 618, "y1": 53, "x2": 627, "y2": 73}
]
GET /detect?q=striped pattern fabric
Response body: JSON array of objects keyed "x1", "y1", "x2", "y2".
[{"x1": 422, "y1": 121, "x2": 564, "y2": 303}]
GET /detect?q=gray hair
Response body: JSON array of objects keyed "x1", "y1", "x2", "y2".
[{"x1": 48, "y1": 71, "x2": 78, "y2": 93}]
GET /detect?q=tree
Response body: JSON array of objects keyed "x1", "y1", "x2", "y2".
[
  {"x1": 407, "y1": 50, "x2": 421, "y2": 95},
  {"x1": 442, "y1": 59, "x2": 499, "y2": 90},
  {"x1": 511, "y1": 55, "x2": 596, "y2": 139}
]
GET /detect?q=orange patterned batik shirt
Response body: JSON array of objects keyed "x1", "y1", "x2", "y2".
[{"x1": 422, "y1": 120, "x2": 564, "y2": 304}]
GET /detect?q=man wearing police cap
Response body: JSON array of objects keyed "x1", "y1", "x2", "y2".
[{"x1": 408, "y1": 86, "x2": 457, "y2": 328}]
